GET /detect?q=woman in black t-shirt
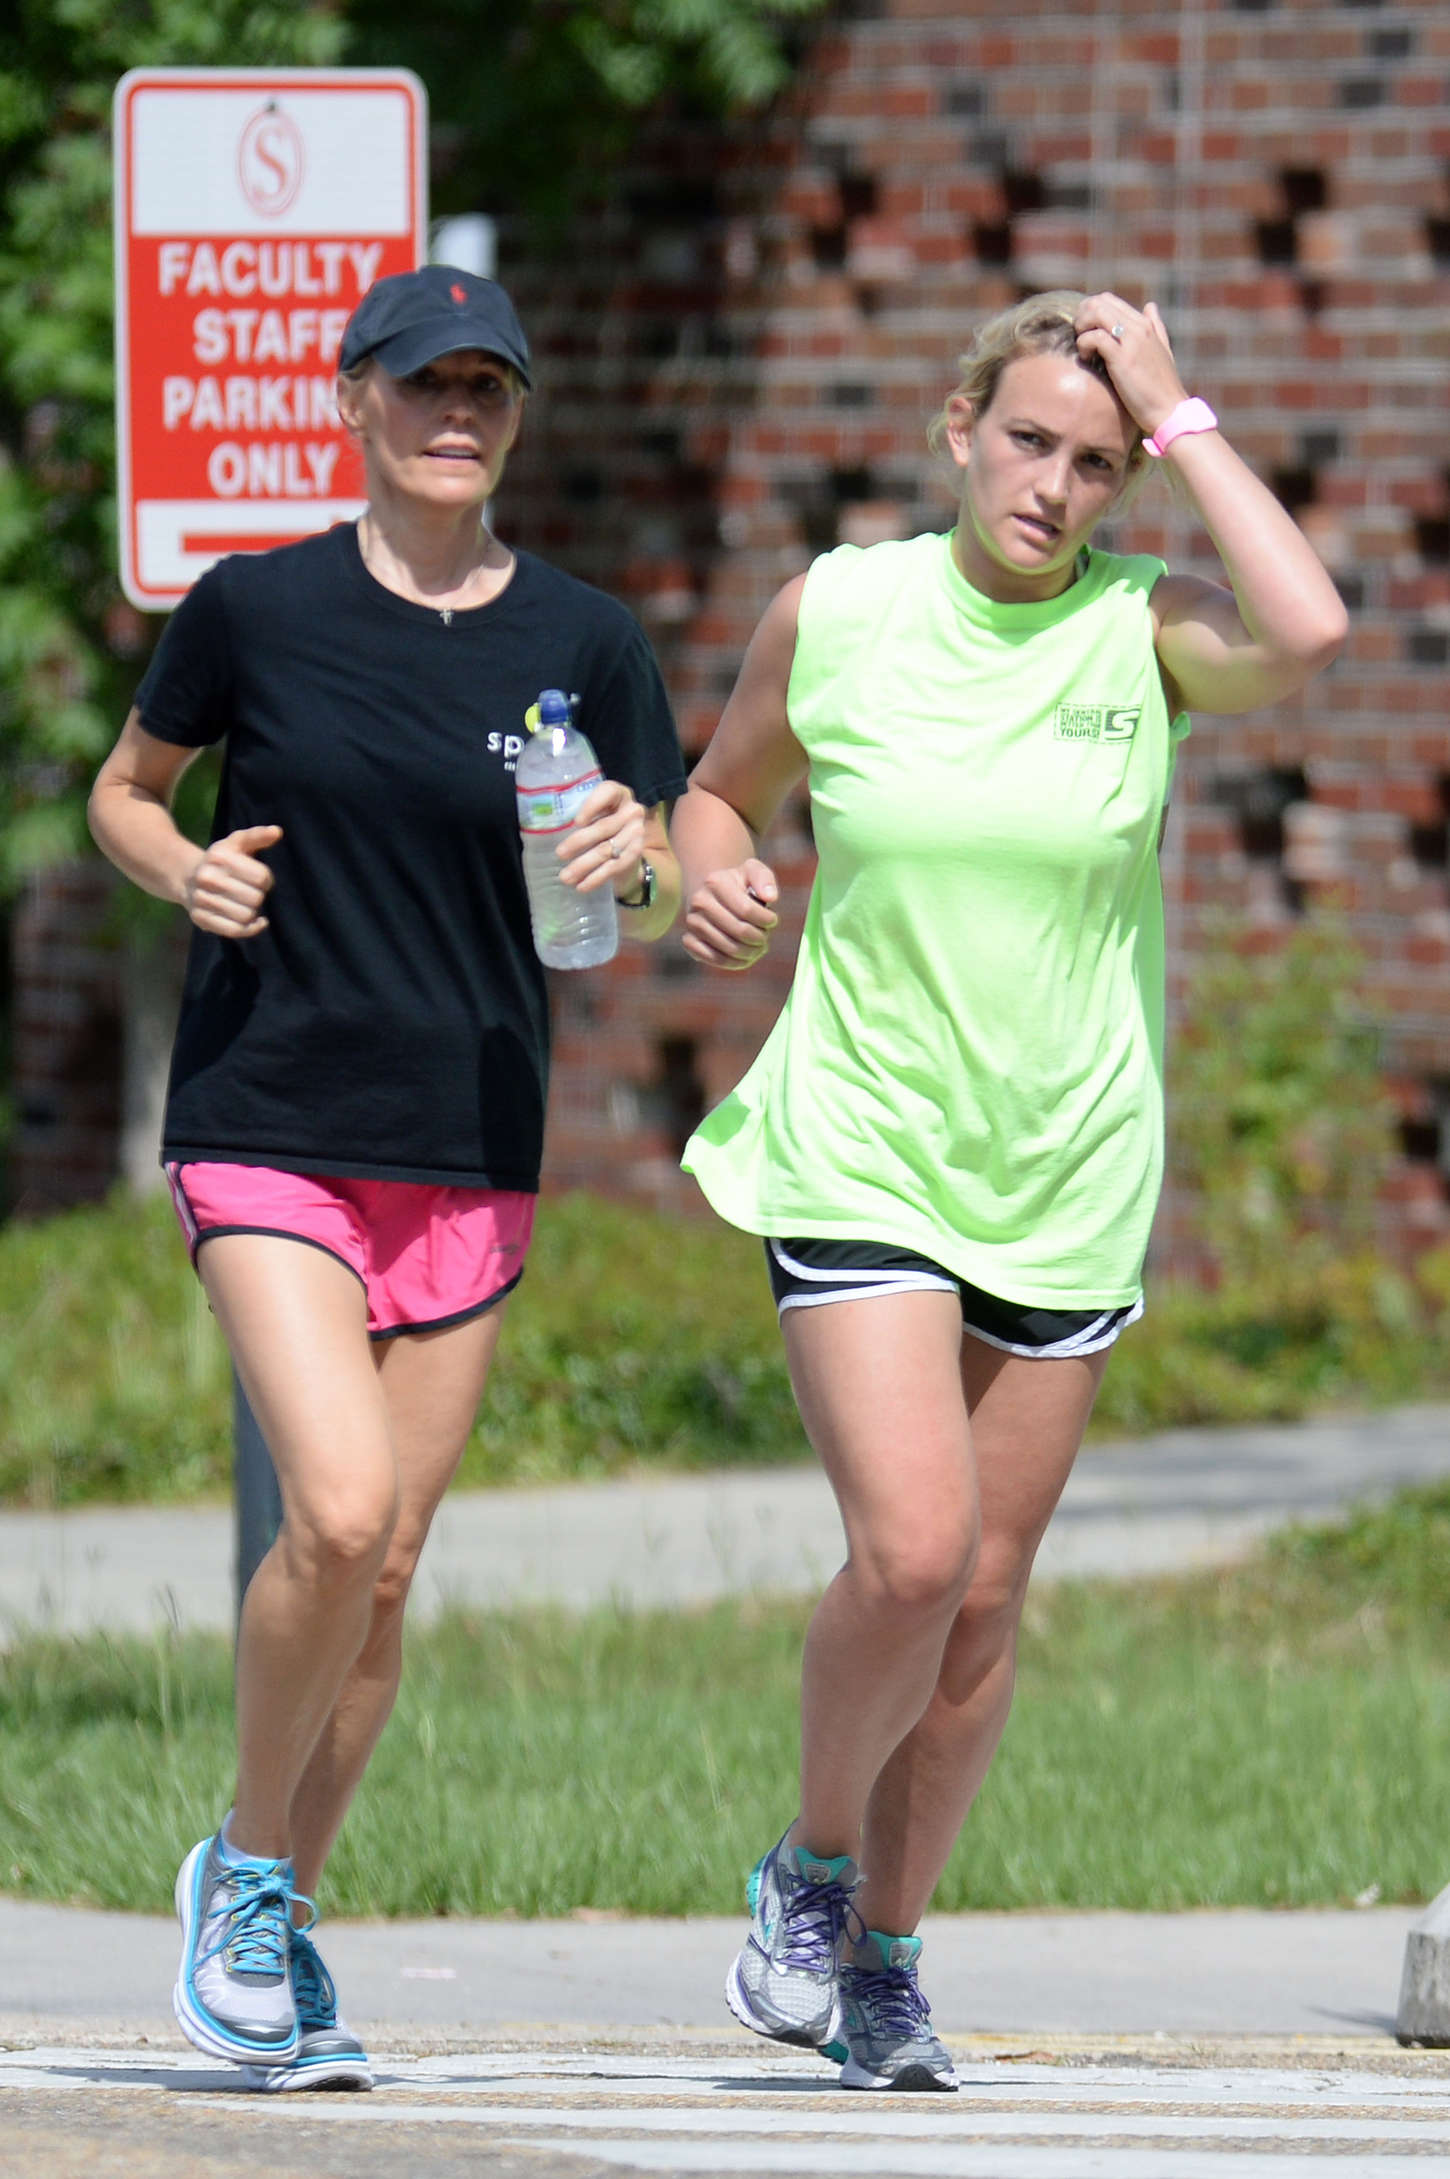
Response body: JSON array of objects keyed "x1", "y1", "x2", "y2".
[{"x1": 89, "y1": 266, "x2": 686, "y2": 2088}]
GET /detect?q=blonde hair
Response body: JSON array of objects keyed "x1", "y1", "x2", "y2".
[{"x1": 927, "y1": 289, "x2": 1150, "y2": 497}]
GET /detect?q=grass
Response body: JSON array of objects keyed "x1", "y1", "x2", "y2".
[
  {"x1": 4, "y1": 1480, "x2": 1449, "y2": 1918},
  {"x1": 0, "y1": 1188, "x2": 806, "y2": 1508},
  {"x1": 3, "y1": 1189, "x2": 1449, "y2": 1511}
]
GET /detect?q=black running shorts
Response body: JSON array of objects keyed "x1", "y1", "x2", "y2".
[{"x1": 764, "y1": 1237, "x2": 1142, "y2": 1358}]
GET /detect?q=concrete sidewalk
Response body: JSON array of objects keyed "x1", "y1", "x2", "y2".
[
  {"x1": 0, "y1": 1895, "x2": 1417, "y2": 2045},
  {"x1": 2, "y1": 1402, "x2": 1448, "y2": 1639}
]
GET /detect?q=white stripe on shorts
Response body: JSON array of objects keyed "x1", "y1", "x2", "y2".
[
  {"x1": 767, "y1": 1241, "x2": 1143, "y2": 1355},
  {"x1": 960, "y1": 1293, "x2": 1145, "y2": 1361},
  {"x1": 768, "y1": 1238, "x2": 958, "y2": 1312}
]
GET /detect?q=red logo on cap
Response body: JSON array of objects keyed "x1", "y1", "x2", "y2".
[{"x1": 450, "y1": 283, "x2": 467, "y2": 304}]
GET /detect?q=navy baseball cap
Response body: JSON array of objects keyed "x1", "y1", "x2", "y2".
[{"x1": 339, "y1": 265, "x2": 532, "y2": 387}]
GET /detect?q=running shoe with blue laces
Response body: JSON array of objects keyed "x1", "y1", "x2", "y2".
[
  {"x1": 725, "y1": 1832, "x2": 859, "y2": 2053},
  {"x1": 838, "y1": 1929, "x2": 957, "y2": 2092},
  {"x1": 173, "y1": 1833, "x2": 301, "y2": 2065},
  {"x1": 241, "y1": 1927, "x2": 374, "y2": 2092}
]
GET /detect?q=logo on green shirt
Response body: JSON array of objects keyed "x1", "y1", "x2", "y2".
[{"x1": 1054, "y1": 704, "x2": 1141, "y2": 744}]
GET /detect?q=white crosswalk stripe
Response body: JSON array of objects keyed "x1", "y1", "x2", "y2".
[{"x1": 6, "y1": 2046, "x2": 1450, "y2": 2172}]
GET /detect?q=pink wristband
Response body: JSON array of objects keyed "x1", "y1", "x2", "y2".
[{"x1": 1143, "y1": 397, "x2": 1218, "y2": 458}]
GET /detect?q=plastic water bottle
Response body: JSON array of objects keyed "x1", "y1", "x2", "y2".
[{"x1": 516, "y1": 688, "x2": 619, "y2": 969}]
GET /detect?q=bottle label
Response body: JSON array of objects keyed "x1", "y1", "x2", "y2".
[{"x1": 516, "y1": 765, "x2": 604, "y2": 836}]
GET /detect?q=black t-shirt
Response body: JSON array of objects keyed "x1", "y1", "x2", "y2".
[{"x1": 136, "y1": 524, "x2": 686, "y2": 1189}]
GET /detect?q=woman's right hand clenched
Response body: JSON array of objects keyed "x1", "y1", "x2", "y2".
[
  {"x1": 682, "y1": 856, "x2": 779, "y2": 971},
  {"x1": 182, "y1": 823, "x2": 283, "y2": 938}
]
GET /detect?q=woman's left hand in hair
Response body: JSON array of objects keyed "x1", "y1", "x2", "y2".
[
  {"x1": 1074, "y1": 294, "x2": 1189, "y2": 441},
  {"x1": 559, "y1": 779, "x2": 647, "y2": 896}
]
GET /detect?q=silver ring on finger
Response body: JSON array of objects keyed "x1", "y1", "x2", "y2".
[{"x1": 1110, "y1": 323, "x2": 1125, "y2": 341}]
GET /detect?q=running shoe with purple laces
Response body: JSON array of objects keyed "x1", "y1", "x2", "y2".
[
  {"x1": 838, "y1": 1929, "x2": 957, "y2": 2092},
  {"x1": 725, "y1": 1833, "x2": 859, "y2": 2053}
]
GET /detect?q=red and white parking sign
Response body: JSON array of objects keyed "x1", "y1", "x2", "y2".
[{"x1": 113, "y1": 68, "x2": 426, "y2": 610}]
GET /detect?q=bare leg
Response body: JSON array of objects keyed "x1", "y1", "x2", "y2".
[
  {"x1": 784, "y1": 1291, "x2": 980, "y2": 1861},
  {"x1": 200, "y1": 1238, "x2": 402, "y2": 1862},
  {"x1": 853, "y1": 1338, "x2": 1109, "y2": 1937},
  {"x1": 287, "y1": 1304, "x2": 508, "y2": 1901}
]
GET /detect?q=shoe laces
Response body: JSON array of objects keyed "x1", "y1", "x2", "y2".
[
  {"x1": 289, "y1": 1931, "x2": 338, "y2": 2031},
  {"x1": 846, "y1": 1959, "x2": 932, "y2": 2040},
  {"x1": 202, "y1": 1863, "x2": 310, "y2": 1979},
  {"x1": 773, "y1": 1863, "x2": 861, "y2": 1974}
]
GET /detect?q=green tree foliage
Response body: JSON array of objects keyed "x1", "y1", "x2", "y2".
[
  {"x1": 0, "y1": 0, "x2": 825, "y2": 893},
  {"x1": 0, "y1": 1, "x2": 345, "y2": 890},
  {"x1": 349, "y1": 0, "x2": 827, "y2": 222}
]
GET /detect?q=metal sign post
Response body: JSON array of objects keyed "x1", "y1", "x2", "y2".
[{"x1": 233, "y1": 1377, "x2": 283, "y2": 1617}]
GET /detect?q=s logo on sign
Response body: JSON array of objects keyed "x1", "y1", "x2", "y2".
[{"x1": 237, "y1": 102, "x2": 304, "y2": 218}]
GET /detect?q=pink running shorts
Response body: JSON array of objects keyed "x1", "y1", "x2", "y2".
[{"x1": 166, "y1": 1162, "x2": 536, "y2": 1338}]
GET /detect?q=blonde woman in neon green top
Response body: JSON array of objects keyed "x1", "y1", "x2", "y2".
[{"x1": 672, "y1": 289, "x2": 1347, "y2": 2091}]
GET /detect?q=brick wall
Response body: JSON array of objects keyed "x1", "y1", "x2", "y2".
[
  {"x1": 495, "y1": 0, "x2": 1450, "y2": 1265},
  {"x1": 11, "y1": 0, "x2": 1449, "y2": 1267}
]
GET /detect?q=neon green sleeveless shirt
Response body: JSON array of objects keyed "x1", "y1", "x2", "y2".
[{"x1": 681, "y1": 531, "x2": 1188, "y2": 1307}]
